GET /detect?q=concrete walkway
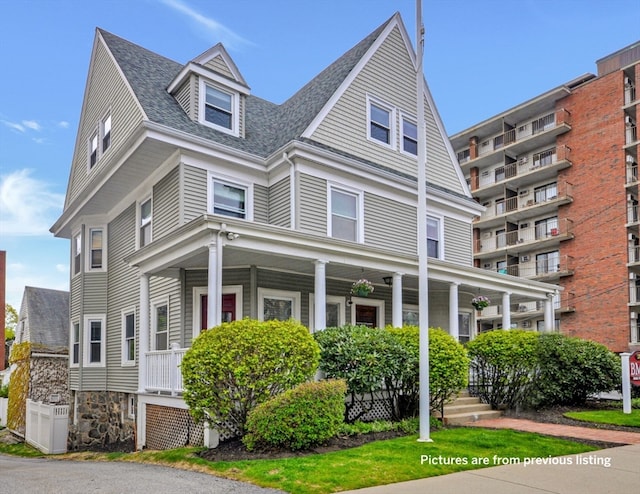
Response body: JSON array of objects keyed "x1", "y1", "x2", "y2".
[{"x1": 341, "y1": 418, "x2": 640, "y2": 494}]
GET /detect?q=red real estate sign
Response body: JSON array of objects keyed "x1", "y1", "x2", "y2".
[{"x1": 630, "y1": 351, "x2": 640, "y2": 387}]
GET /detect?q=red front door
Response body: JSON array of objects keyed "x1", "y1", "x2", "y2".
[
  {"x1": 201, "y1": 293, "x2": 237, "y2": 330},
  {"x1": 355, "y1": 304, "x2": 377, "y2": 327}
]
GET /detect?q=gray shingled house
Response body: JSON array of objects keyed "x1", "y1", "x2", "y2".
[
  {"x1": 8, "y1": 287, "x2": 69, "y2": 435},
  {"x1": 50, "y1": 12, "x2": 560, "y2": 450}
]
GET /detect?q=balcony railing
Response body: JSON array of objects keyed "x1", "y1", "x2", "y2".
[
  {"x1": 471, "y1": 145, "x2": 571, "y2": 191},
  {"x1": 478, "y1": 181, "x2": 573, "y2": 222},
  {"x1": 145, "y1": 344, "x2": 186, "y2": 395},
  {"x1": 476, "y1": 109, "x2": 571, "y2": 158},
  {"x1": 476, "y1": 291, "x2": 574, "y2": 319},
  {"x1": 626, "y1": 162, "x2": 638, "y2": 185},
  {"x1": 475, "y1": 218, "x2": 574, "y2": 255},
  {"x1": 626, "y1": 124, "x2": 638, "y2": 145},
  {"x1": 491, "y1": 255, "x2": 573, "y2": 279}
]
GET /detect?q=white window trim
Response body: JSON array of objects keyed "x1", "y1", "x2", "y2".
[
  {"x1": 86, "y1": 225, "x2": 107, "y2": 272},
  {"x1": 327, "y1": 183, "x2": 365, "y2": 243},
  {"x1": 427, "y1": 214, "x2": 445, "y2": 260},
  {"x1": 257, "y1": 288, "x2": 301, "y2": 322},
  {"x1": 308, "y1": 294, "x2": 346, "y2": 332},
  {"x1": 198, "y1": 78, "x2": 240, "y2": 137},
  {"x1": 88, "y1": 128, "x2": 98, "y2": 171},
  {"x1": 137, "y1": 196, "x2": 153, "y2": 249},
  {"x1": 101, "y1": 112, "x2": 112, "y2": 154},
  {"x1": 151, "y1": 298, "x2": 169, "y2": 351},
  {"x1": 208, "y1": 173, "x2": 253, "y2": 221},
  {"x1": 70, "y1": 319, "x2": 80, "y2": 368},
  {"x1": 192, "y1": 285, "x2": 243, "y2": 339},
  {"x1": 83, "y1": 314, "x2": 106, "y2": 367},
  {"x1": 350, "y1": 297, "x2": 385, "y2": 328},
  {"x1": 399, "y1": 112, "x2": 418, "y2": 157},
  {"x1": 121, "y1": 307, "x2": 136, "y2": 367},
  {"x1": 366, "y1": 94, "x2": 396, "y2": 150}
]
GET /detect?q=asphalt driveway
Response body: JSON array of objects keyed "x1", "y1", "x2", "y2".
[{"x1": 0, "y1": 454, "x2": 285, "y2": 494}]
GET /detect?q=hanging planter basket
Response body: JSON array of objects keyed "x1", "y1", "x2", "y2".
[
  {"x1": 351, "y1": 279, "x2": 374, "y2": 297},
  {"x1": 471, "y1": 295, "x2": 490, "y2": 311}
]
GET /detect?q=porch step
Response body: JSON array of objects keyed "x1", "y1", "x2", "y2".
[{"x1": 439, "y1": 392, "x2": 502, "y2": 426}]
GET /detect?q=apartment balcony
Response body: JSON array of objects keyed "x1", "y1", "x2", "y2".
[
  {"x1": 489, "y1": 255, "x2": 574, "y2": 280},
  {"x1": 626, "y1": 161, "x2": 638, "y2": 189},
  {"x1": 470, "y1": 145, "x2": 572, "y2": 195},
  {"x1": 145, "y1": 345, "x2": 186, "y2": 395},
  {"x1": 626, "y1": 124, "x2": 638, "y2": 147},
  {"x1": 474, "y1": 218, "x2": 574, "y2": 257},
  {"x1": 628, "y1": 246, "x2": 640, "y2": 273},
  {"x1": 476, "y1": 291, "x2": 575, "y2": 321},
  {"x1": 461, "y1": 109, "x2": 571, "y2": 171},
  {"x1": 475, "y1": 181, "x2": 573, "y2": 229}
]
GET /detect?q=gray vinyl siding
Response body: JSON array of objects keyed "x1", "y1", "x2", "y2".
[
  {"x1": 309, "y1": 26, "x2": 417, "y2": 178},
  {"x1": 183, "y1": 164, "x2": 207, "y2": 222},
  {"x1": 83, "y1": 272, "x2": 108, "y2": 313},
  {"x1": 153, "y1": 166, "x2": 180, "y2": 240},
  {"x1": 364, "y1": 193, "x2": 416, "y2": 255},
  {"x1": 174, "y1": 79, "x2": 192, "y2": 119},
  {"x1": 106, "y1": 204, "x2": 138, "y2": 391},
  {"x1": 69, "y1": 276, "x2": 82, "y2": 389},
  {"x1": 298, "y1": 174, "x2": 326, "y2": 234},
  {"x1": 204, "y1": 55, "x2": 234, "y2": 78},
  {"x1": 269, "y1": 178, "x2": 290, "y2": 227},
  {"x1": 254, "y1": 184, "x2": 268, "y2": 224},
  {"x1": 149, "y1": 276, "x2": 182, "y2": 349},
  {"x1": 67, "y1": 38, "x2": 144, "y2": 206},
  {"x1": 444, "y1": 216, "x2": 473, "y2": 265}
]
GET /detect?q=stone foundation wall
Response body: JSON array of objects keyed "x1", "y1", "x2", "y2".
[
  {"x1": 67, "y1": 391, "x2": 135, "y2": 451},
  {"x1": 29, "y1": 356, "x2": 69, "y2": 405}
]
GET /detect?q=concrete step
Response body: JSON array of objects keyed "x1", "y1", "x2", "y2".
[
  {"x1": 445, "y1": 396, "x2": 481, "y2": 407},
  {"x1": 443, "y1": 402, "x2": 494, "y2": 415},
  {"x1": 443, "y1": 409, "x2": 503, "y2": 426}
]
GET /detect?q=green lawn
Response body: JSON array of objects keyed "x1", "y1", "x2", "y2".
[
  {"x1": 0, "y1": 427, "x2": 602, "y2": 494},
  {"x1": 121, "y1": 428, "x2": 598, "y2": 494},
  {"x1": 564, "y1": 408, "x2": 640, "y2": 427}
]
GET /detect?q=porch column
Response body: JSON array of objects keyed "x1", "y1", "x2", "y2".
[
  {"x1": 313, "y1": 260, "x2": 328, "y2": 331},
  {"x1": 502, "y1": 292, "x2": 511, "y2": 330},
  {"x1": 137, "y1": 272, "x2": 150, "y2": 393},
  {"x1": 208, "y1": 239, "x2": 220, "y2": 328},
  {"x1": 449, "y1": 282, "x2": 459, "y2": 340},
  {"x1": 544, "y1": 293, "x2": 555, "y2": 331},
  {"x1": 392, "y1": 272, "x2": 404, "y2": 328}
]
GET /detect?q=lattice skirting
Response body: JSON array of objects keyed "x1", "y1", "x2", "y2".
[{"x1": 145, "y1": 404, "x2": 204, "y2": 450}]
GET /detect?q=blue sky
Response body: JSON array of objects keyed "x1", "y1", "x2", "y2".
[{"x1": 0, "y1": 0, "x2": 638, "y2": 309}]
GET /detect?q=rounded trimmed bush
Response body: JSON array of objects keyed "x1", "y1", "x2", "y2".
[
  {"x1": 181, "y1": 318, "x2": 320, "y2": 436},
  {"x1": 243, "y1": 379, "x2": 347, "y2": 451}
]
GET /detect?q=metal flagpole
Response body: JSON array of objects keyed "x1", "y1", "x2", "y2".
[{"x1": 416, "y1": 0, "x2": 432, "y2": 442}]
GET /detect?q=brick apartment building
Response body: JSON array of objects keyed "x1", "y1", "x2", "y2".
[{"x1": 450, "y1": 41, "x2": 640, "y2": 353}]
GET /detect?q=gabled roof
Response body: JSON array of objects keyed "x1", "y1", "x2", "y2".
[
  {"x1": 96, "y1": 14, "x2": 390, "y2": 159},
  {"x1": 17, "y1": 287, "x2": 69, "y2": 349}
]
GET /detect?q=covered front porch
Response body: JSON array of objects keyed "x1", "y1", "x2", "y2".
[{"x1": 129, "y1": 215, "x2": 560, "y2": 397}]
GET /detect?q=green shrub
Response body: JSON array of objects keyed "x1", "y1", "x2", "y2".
[
  {"x1": 315, "y1": 325, "x2": 405, "y2": 422},
  {"x1": 385, "y1": 326, "x2": 469, "y2": 417},
  {"x1": 467, "y1": 330, "x2": 540, "y2": 410},
  {"x1": 243, "y1": 379, "x2": 346, "y2": 451},
  {"x1": 0, "y1": 384, "x2": 8, "y2": 399},
  {"x1": 181, "y1": 319, "x2": 320, "y2": 436},
  {"x1": 531, "y1": 333, "x2": 621, "y2": 407}
]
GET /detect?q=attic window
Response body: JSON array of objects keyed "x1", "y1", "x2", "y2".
[{"x1": 199, "y1": 80, "x2": 239, "y2": 136}]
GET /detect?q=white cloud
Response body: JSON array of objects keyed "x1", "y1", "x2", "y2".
[
  {"x1": 5, "y1": 261, "x2": 69, "y2": 310},
  {"x1": 58, "y1": 121, "x2": 70, "y2": 129},
  {"x1": 0, "y1": 169, "x2": 64, "y2": 236},
  {"x1": 22, "y1": 120, "x2": 41, "y2": 131},
  {"x1": 160, "y1": 0, "x2": 253, "y2": 50},
  {"x1": 2, "y1": 120, "x2": 25, "y2": 132}
]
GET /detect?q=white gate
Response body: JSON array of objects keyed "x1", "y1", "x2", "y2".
[{"x1": 25, "y1": 399, "x2": 68, "y2": 454}]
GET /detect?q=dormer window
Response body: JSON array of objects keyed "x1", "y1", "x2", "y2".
[
  {"x1": 205, "y1": 85, "x2": 232, "y2": 129},
  {"x1": 199, "y1": 80, "x2": 239, "y2": 136}
]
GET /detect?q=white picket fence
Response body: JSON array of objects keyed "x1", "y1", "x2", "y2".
[{"x1": 25, "y1": 399, "x2": 68, "y2": 454}]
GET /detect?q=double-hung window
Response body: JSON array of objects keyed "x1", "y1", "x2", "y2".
[
  {"x1": 330, "y1": 187, "x2": 361, "y2": 242},
  {"x1": 89, "y1": 132, "x2": 98, "y2": 168},
  {"x1": 71, "y1": 321, "x2": 80, "y2": 366},
  {"x1": 139, "y1": 198, "x2": 152, "y2": 247},
  {"x1": 203, "y1": 83, "x2": 234, "y2": 132},
  {"x1": 84, "y1": 315, "x2": 106, "y2": 367},
  {"x1": 427, "y1": 216, "x2": 441, "y2": 258},
  {"x1": 213, "y1": 180, "x2": 247, "y2": 218},
  {"x1": 73, "y1": 232, "x2": 82, "y2": 276},
  {"x1": 369, "y1": 102, "x2": 392, "y2": 145},
  {"x1": 152, "y1": 302, "x2": 168, "y2": 351},
  {"x1": 89, "y1": 228, "x2": 103, "y2": 270},
  {"x1": 121, "y1": 309, "x2": 136, "y2": 365},
  {"x1": 101, "y1": 114, "x2": 112, "y2": 153},
  {"x1": 402, "y1": 117, "x2": 418, "y2": 155}
]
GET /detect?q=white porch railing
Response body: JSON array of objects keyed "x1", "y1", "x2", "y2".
[{"x1": 145, "y1": 344, "x2": 187, "y2": 395}]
